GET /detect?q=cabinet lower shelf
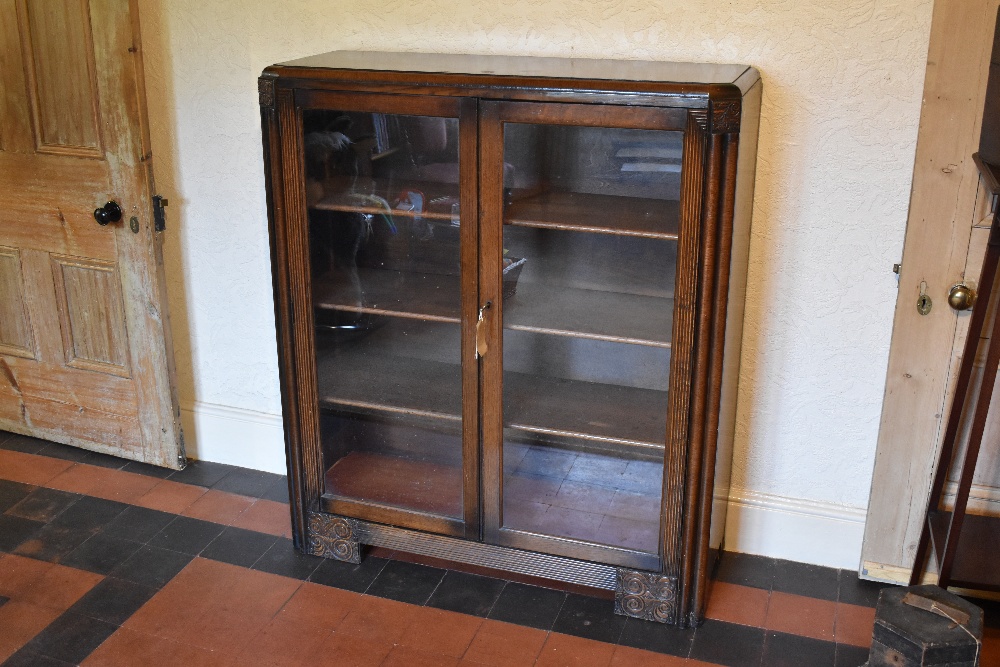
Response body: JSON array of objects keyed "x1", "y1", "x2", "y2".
[{"x1": 316, "y1": 343, "x2": 669, "y2": 453}]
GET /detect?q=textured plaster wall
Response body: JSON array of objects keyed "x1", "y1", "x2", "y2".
[{"x1": 137, "y1": 0, "x2": 933, "y2": 529}]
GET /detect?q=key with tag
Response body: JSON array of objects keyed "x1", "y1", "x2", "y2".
[{"x1": 476, "y1": 301, "x2": 492, "y2": 358}]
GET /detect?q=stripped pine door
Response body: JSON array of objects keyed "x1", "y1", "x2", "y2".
[
  {"x1": 0, "y1": 0, "x2": 183, "y2": 467},
  {"x1": 861, "y1": 0, "x2": 999, "y2": 582}
]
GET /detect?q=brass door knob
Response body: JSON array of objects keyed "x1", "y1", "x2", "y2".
[{"x1": 948, "y1": 283, "x2": 977, "y2": 311}]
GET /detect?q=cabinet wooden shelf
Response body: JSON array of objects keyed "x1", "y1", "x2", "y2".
[
  {"x1": 313, "y1": 270, "x2": 673, "y2": 346},
  {"x1": 506, "y1": 190, "x2": 680, "y2": 239},
  {"x1": 261, "y1": 50, "x2": 760, "y2": 627},
  {"x1": 316, "y1": 343, "x2": 669, "y2": 451}
]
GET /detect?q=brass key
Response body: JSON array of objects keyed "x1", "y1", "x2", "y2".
[{"x1": 476, "y1": 301, "x2": 492, "y2": 358}]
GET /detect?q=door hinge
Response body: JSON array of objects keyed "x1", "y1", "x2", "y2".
[{"x1": 153, "y1": 195, "x2": 168, "y2": 232}]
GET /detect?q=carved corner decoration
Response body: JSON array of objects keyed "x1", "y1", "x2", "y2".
[
  {"x1": 614, "y1": 570, "x2": 678, "y2": 624},
  {"x1": 307, "y1": 512, "x2": 361, "y2": 563},
  {"x1": 258, "y1": 76, "x2": 276, "y2": 108},
  {"x1": 710, "y1": 99, "x2": 741, "y2": 134}
]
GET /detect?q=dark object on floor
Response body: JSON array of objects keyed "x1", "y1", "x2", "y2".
[{"x1": 865, "y1": 584, "x2": 982, "y2": 667}]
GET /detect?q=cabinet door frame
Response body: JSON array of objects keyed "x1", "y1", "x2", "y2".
[
  {"x1": 267, "y1": 88, "x2": 481, "y2": 541},
  {"x1": 477, "y1": 99, "x2": 708, "y2": 573}
]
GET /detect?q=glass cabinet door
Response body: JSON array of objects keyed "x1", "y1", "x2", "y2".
[
  {"x1": 487, "y1": 106, "x2": 683, "y2": 568},
  {"x1": 300, "y1": 96, "x2": 476, "y2": 535}
]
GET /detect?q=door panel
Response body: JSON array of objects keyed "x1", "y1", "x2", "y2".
[
  {"x1": 22, "y1": 0, "x2": 103, "y2": 155},
  {"x1": 0, "y1": 0, "x2": 183, "y2": 468},
  {"x1": 282, "y1": 92, "x2": 480, "y2": 536},
  {"x1": 0, "y1": 248, "x2": 33, "y2": 357},
  {"x1": 51, "y1": 255, "x2": 130, "y2": 375},
  {"x1": 481, "y1": 101, "x2": 682, "y2": 570}
]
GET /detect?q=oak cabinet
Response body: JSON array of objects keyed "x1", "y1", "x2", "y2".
[{"x1": 259, "y1": 51, "x2": 761, "y2": 627}]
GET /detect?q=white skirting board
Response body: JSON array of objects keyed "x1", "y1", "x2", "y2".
[
  {"x1": 180, "y1": 401, "x2": 868, "y2": 568},
  {"x1": 180, "y1": 401, "x2": 287, "y2": 475},
  {"x1": 724, "y1": 488, "x2": 867, "y2": 570}
]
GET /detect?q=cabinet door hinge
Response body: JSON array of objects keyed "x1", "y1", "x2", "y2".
[{"x1": 153, "y1": 195, "x2": 169, "y2": 232}]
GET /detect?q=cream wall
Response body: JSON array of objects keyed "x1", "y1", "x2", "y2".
[{"x1": 137, "y1": 0, "x2": 934, "y2": 567}]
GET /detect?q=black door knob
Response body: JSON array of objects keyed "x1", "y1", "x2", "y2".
[{"x1": 94, "y1": 201, "x2": 122, "y2": 225}]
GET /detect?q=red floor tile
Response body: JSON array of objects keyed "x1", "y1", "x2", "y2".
[
  {"x1": 462, "y1": 618, "x2": 549, "y2": 666},
  {"x1": 277, "y1": 581, "x2": 359, "y2": 630},
  {"x1": 135, "y1": 479, "x2": 207, "y2": 514},
  {"x1": 335, "y1": 596, "x2": 417, "y2": 645},
  {"x1": 609, "y1": 645, "x2": 688, "y2": 666},
  {"x1": 535, "y1": 632, "x2": 617, "y2": 667},
  {"x1": 397, "y1": 606, "x2": 483, "y2": 658},
  {"x1": 83, "y1": 627, "x2": 221, "y2": 667},
  {"x1": 231, "y1": 498, "x2": 293, "y2": 537},
  {"x1": 229, "y1": 616, "x2": 331, "y2": 666},
  {"x1": 834, "y1": 601, "x2": 876, "y2": 648},
  {"x1": 311, "y1": 631, "x2": 394, "y2": 667},
  {"x1": 0, "y1": 601, "x2": 63, "y2": 662},
  {"x1": 0, "y1": 450, "x2": 74, "y2": 486},
  {"x1": 182, "y1": 489, "x2": 255, "y2": 525},
  {"x1": 382, "y1": 645, "x2": 461, "y2": 667},
  {"x1": 765, "y1": 591, "x2": 837, "y2": 641},
  {"x1": 704, "y1": 580, "x2": 770, "y2": 627}
]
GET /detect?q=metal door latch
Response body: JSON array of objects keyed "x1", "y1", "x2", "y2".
[{"x1": 153, "y1": 195, "x2": 168, "y2": 232}]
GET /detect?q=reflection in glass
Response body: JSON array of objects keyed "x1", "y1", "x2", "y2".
[{"x1": 304, "y1": 109, "x2": 464, "y2": 520}]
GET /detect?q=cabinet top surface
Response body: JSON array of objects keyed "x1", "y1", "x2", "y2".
[{"x1": 272, "y1": 50, "x2": 756, "y2": 90}]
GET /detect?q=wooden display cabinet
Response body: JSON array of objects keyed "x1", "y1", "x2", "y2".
[{"x1": 259, "y1": 51, "x2": 761, "y2": 627}]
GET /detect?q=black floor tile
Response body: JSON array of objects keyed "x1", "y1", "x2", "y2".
[
  {"x1": 0, "y1": 434, "x2": 50, "y2": 455},
  {"x1": 0, "y1": 514, "x2": 45, "y2": 552},
  {"x1": 112, "y1": 545, "x2": 194, "y2": 589},
  {"x1": 715, "y1": 551, "x2": 776, "y2": 591},
  {"x1": 78, "y1": 450, "x2": 130, "y2": 470},
  {"x1": 309, "y1": 554, "x2": 388, "y2": 593},
  {"x1": 260, "y1": 477, "x2": 291, "y2": 503},
  {"x1": 762, "y1": 630, "x2": 837, "y2": 667},
  {"x1": 68, "y1": 576, "x2": 159, "y2": 625},
  {"x1": 689, "y1": 619, "x2": 765, "y2": 667},
  {"x1": 772, "y1": 559, "x2": 840, "y2": 601},
  {"x1": 2, "y1": 649, "x2": 74, "y2": 667},
  {"x1": 5, "y1": 488, "x2": 80, "y2": 523},
  {"x1": 201, "y1": 526, "x2": 278, "y2": 568},
  {"x1": 23, "y1": 611, "x2": 119, "y2": 664},
  {"x1": 49, "y1": 496, "x2": 129, "y2": 533},
  {"x1": 426, "y1": 570, "x2": 507, "y2": 617},
  {"x1": 366, "y1": 558, "x2": 446, "y2": 605},
  {"x1": 252, "y1": 539, "x2": 323, "y2": 580},
  {"x1": 61, "y1": 533, "x2": 142, "y2": 575},
  {"x1": 0, "y1": 479, "x2": 36, "y2": 513},
  {"x1": 13, "y1": 524, "x2": 93, "y2": 563},
  {"x1": 120, "y1": 460, "x2": 176, "y2": 479},
  {"x1": 835, "y1": 642, "x2": 871, "y2": 667},
  {"x1": 148, "y1": 515, "x2": 225, "y2": 555},
  {"x1": 103, "y1": 506, "x2": 176, "y2": 544},
  {"x1": 618, "y1": 617, "x2": 695, "y2": 657},
  {"x1": 838, "y1": 570, "x2": 886, "y2": 607},
  {"x1": 35, "y1": 442, "x2": 93, "y2": 463},
  {"x1": 487, "y1": 581, "x2": 567, "y2": 631},
  {"x1": 552, "y1": 592, "x2": 627, "y2": 643},
  {"x1": 212, "y1": 467, "x2": 282, "y2": 498},
  {"x1": 167, "y1": 459, "x2": 234, "y2": 488}
]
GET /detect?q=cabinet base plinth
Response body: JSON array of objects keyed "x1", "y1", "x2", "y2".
[
  {"x1": 307, "y1": 512, "x2": 361, "y2": 563},
  {"x1": 614, "y1": 569, "x2": 679, "y2": 625}
]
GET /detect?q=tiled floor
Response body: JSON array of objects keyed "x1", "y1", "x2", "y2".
[{"x1": 0, "y1": 431, "x2": 998, "y2": 666}]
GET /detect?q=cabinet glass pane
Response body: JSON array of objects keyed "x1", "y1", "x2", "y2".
[
  {"x1": 304, "y1": 109, "x2": 464, "y2": 520},
  {"x1": 500, "y1": 122, "x2": 680, "y2": 554}
]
